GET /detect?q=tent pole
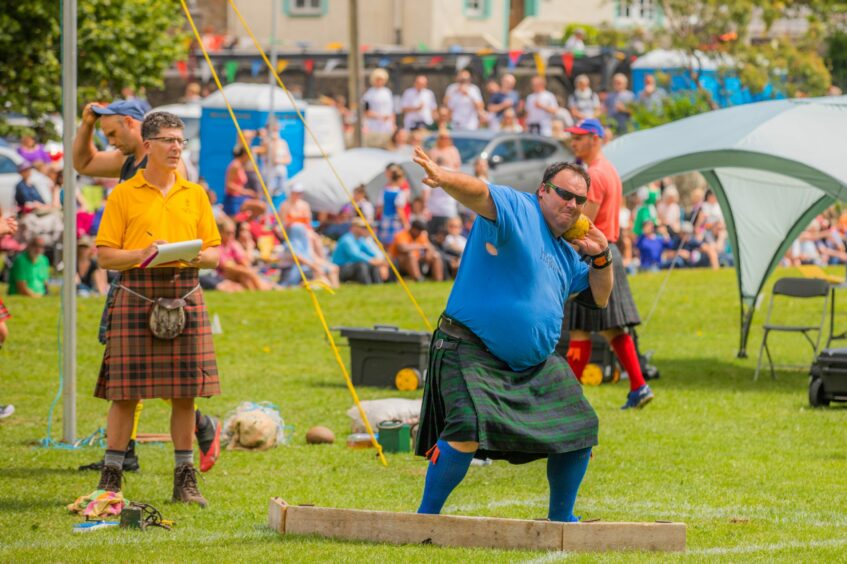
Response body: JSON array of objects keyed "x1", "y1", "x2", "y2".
[
  {"x1": 738, "y1": 303, "x2": 754, "y2": 358},
  {"x1": 62, "y1": 0, "x2": 78, "y2": 444}
]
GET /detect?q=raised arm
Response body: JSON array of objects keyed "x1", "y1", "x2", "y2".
[
  {"x1": 413, "y1": 146, "x2": 496, "y2": 221},
  {"x1": 72, "y1": 103, "x2": 126, "y2": 177}
]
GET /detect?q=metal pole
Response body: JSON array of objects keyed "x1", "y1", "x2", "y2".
[
  {"x1": 269, "y1": 0, "x2": 277, "y2": 128},
  {"x1": 348, "y1": 0, "x2": 363, "y2": 147},
  {"x1": 62, "y1": 0, "x2": 77, "y2": 444},
  {"x1": 503, "y1": 0, "x2": 511, "y2": 50},
  {"x1": 393, "y1": 0, "x2": 402, "y2": 45}
]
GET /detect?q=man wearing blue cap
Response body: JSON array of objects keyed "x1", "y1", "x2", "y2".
[
  {"x1": 73, "y1": 100, "x2": 164, "y2": 182},
  {"x1": 72, "y1": 100, "x2": 221, "y2": 474},
  {"x1": 564, "y1": 118, "x2": 654, "y2": 410}
]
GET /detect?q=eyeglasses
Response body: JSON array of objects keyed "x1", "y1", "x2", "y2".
[
  {"x1": 148, "y1": 137, "x2": 189, "y2": 147},
  {"x1": 544, "y1": 182, "x2": 587, "y2": 205}
]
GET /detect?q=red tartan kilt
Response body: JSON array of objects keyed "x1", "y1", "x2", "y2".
[
  {"x1": 95, "y1": 267, "x2": 220, "y2": 401},
  {"x1": 0, "y1": 298, "x2": 9, "y2": 322}
]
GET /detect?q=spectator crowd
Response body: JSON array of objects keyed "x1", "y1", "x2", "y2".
[{"x1": 2, "y1": 69, "x2": 845, "y2": 302}]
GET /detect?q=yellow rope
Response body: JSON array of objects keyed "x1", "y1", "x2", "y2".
[
  {"x1": 227, "y1": 0, "x2": 433, "y2": 334},
  {"x1": 179, "y1": 0, "x2": 387, "y2": 466}
]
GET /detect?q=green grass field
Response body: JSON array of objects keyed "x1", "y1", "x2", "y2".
[{"x1": 1, "y1": 267, "x2": 846, "y2": 561}]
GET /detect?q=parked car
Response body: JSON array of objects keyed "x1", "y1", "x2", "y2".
[
  {"x1": 424, "y1": 130, "x2": 573, "y2": 192},
  {"x1": 0, "y1": 146, "x2": 51, "y2": 213}
]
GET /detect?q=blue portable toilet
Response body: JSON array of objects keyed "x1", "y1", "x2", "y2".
[
  {"x1": 200, "y1": 83, "x2": 306, "y2": 202},
  {"x1": 630, "y1": 49, "x2": 783, "y2": 108}
]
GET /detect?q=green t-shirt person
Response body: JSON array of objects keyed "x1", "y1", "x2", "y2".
[
  {"x1": 8, "y1": 251, "x2": 49, "y2": 296},
  {"x1": 633, "y1": 189, "x2": 659, "y2": 237}
]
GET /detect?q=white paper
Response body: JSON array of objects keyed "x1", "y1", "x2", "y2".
[{"x1": 143, "y1": 239, "x2": 202, "y2": 268}]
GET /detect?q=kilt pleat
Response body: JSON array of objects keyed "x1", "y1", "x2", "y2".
[
  {"x1": 565, "y1": 244, "x2": 640, "y2": 331},
  {"x1": 94, "y1": 267, "x2": 220, "y2": 401},
  {"x1": 416, "y1": 327, "x2": 599, "y2": 464}
]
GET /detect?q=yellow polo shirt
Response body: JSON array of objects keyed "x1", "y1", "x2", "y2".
[{"x1": 95, "y1": 170, "x2": 221, "y2": 267}]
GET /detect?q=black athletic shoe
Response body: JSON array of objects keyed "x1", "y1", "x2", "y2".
[{"x1": 78, "y1": 440, "x2": 140, "y2": 472}]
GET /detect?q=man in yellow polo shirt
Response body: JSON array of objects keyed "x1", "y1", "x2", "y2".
[
  {"x1": 73, "y1": 99, "x2": 221, "y2": 476},
  {"x1": 92, "y1": 111, "x2": 221, "y2": 507}
]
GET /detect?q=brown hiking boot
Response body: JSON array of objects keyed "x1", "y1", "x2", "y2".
[
  {"x1": 97, "y1": 464, "x2": 123, "y2": 493},
  {"x1": 172, "y1": 463, "x2": 207, "y2": 508}
]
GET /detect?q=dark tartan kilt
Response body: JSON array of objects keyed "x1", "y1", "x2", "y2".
[
  {"x1": 0, "y1": 298, "x2": 9, "y2": 322},
  {"x1": 565, "y1": 244, "x2": 640, "y2": 332},
  {"x1": 416, "y1": 328, "x2": 599, "y2": 464},
  {"x1": 94, "y1": 267, "x2": 220, "y2": 401}
]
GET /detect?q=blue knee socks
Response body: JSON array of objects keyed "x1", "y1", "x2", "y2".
[
  {"x1": 417, "y1": 440, "x2": 474, "y2": 514},
  {"x1": 547, "y1": 447, "x2": 592, "y2": 522}
]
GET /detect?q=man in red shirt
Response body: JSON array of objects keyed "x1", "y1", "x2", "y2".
[{"x1": 564, "y1": 119, "x2": 654, "y2": 409}]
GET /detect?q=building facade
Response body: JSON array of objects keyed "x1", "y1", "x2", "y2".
[{"x1": 223, "y1": 0, "x2": 664, "y2": 51}]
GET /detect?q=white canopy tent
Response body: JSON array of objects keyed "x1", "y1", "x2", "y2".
[
  {"x1": 289, "y1": 148, "x2": 425, "y2": 213},
  {"x1": 604, "y1": 96, "x2": 847, "y2": 357}
]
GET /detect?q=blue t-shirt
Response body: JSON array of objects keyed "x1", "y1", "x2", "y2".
[
  {"x1": 332, "y1": 233, "x2": 378, "y2": 265},
  {"x1": 489, "y1": 90, "x2": 520, "y2": 118},
  {"x1": 636, "y1": 235, "x2": 671, "y2": 268},
  {"x1": 15, "y1": 180, "x2": 45, "y2": 207},
  {"x1": 444, "y1": 184, "x2": 590, "y2": 371}
]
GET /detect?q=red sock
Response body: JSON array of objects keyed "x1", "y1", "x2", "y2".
[
  {"x1": 611, "y1": 333, "x2": 646, "y2": 391},
  {"x1": 566, "y1": 340, "x2": 592, "y2": 381}
]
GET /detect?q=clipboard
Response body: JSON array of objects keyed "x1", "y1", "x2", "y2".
[{"x1": 139, "y1": 239, "x2": 203, "y2": 268}]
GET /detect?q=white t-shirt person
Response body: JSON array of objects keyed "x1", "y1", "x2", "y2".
[
  {"x1": 425, "y1": 185, "x2": 458, "y2": 219},
  {"x1": 401, "y1": 87, "x2": 437, "y2": 130},
  {"x1": 445, "y1": 83, "x2": 483, "y2": 131},
  {"x1": 362, "y1": 86, "x2": 396, "y2": 134},
  {"x1": 525, "y1": 90, "x2": 559, "y2": 136}
]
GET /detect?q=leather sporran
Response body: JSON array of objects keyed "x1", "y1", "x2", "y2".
[
  {"x1": 119, "y1": 283, "x2": 200, "y2": 340},
  {"x1": 149, "y1": 297, "x2": 187, "y2": 340}
]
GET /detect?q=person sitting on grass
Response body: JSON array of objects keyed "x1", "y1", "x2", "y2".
[
  {"x1": 674, "y1": 221, "x2": 719, "y2": 269},
  {"x1": 76, "y1": 236, "x2": 108, "y2": 296},
  {"x1": 278, "y1": 223, "x2": 340, "y2": 289},
  {"x1": 8, "y1": 235, "x2": 49, "y2": 297},
  {"x1": 331, "y1": 217, "x2": 388, "y2": 285},
  {"x1": 635, "y1": 220, "x2": 673, "y2": 272},
  {"x1": 217, "y1": 217, "x2": 273, "y2": 291},
  {"x1": 0, "y1": 215, "x2": 18, "y2": 357},
  {"x1": 389, "y1": 219, "x2": 444, "y2": 282},
  {"x1": 14, "y1": 162, "x2": 51, "y2": 214}
]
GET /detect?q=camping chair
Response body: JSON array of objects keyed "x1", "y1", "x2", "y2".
[
  {"x1": 754, "y1": 277, "x2": 830, "y2": 380},
  {"x1": 797, "y1": 264, "x2": 847, "y2": 347}
]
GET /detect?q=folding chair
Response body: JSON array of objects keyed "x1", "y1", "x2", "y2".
[{"x1": 754, "y1": 277, "x2": 830, "y2": 380}]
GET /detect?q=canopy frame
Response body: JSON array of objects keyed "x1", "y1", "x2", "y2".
[{"x1": 621, "y1": 152, "x2": 843, "y2": 357}]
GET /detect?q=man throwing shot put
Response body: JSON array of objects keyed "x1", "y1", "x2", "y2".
[{"x1": 412, "y1": 146, "x2": 613, "y2": 521}]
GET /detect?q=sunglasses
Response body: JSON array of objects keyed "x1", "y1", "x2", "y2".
[{"x1": 544, "y1": 182, "x2": 587, "y2": 205}]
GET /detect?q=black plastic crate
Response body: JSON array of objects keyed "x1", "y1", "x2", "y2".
[
  {"x1": 809, "y1": 348, "x2": 847, "y2": 406},
  {"x1": 336, "y1": 325, "x2": 431, "y2": 389}
]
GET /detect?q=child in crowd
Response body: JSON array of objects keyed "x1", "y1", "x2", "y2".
[{"x1": 635, "y1": 220, "x2": 673, "y2": 272}]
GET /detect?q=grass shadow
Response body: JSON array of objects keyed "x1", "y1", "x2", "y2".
[
  {"x1": 0, "y1": 498, "x2": 68, "y2": 511},
  {"x1": 653, "y1": 357, "x2": 812, "y2": 394},
  {"x1": 0, "y1": 467, "x2": 82, "y2": 479}
]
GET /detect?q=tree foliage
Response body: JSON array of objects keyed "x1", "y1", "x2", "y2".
[
  {"x1": 826, "y1": 30, "x2": 847, "y2": 88},
  {"x1": 657, "y1": 0, "x2": 837, "y2": 98},
  {"x1": 630, "y1": 89, "x2": 715, "y2": 130},
  {"x1": 0, "y1": 0, "x2": 188, "y2": 139}
]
